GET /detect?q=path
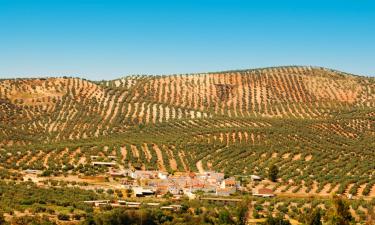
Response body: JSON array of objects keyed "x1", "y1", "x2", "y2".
[{"x1": 196, "y1": 160, "x2": 204, "y2": 174}]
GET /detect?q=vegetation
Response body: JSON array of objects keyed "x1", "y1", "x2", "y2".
[
  {"x1": 262, "y1": 215, "x2": 291, "y2": 225},
  {"x1": 0, "y1": 66, "x2": 374, "y2": 223},
  {"x1": 0, "y1": 180, "x2": 99, "y2": 217},
  {"x1": 306, "y1": 209, "x2": 322, "y2": 225},
  {"x1": 81, "y1": 199, "x2": 248, "y2": 225},
  {"x1": 1, "y1": 67, "x2": 374, "y2": 196},
  {"x1": 326, "y1": 196, "x2": 353, "y2": 225},
  {"x1": 268, "y1": 165, "x2": 279, "y2": 182}
]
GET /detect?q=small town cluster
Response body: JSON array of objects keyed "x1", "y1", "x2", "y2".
[
  {"x1": 24, "y1": 162, "x2": 275, "y2": 201},
  {"x1": 23, "y1": 154, "x2": 276, "y2": 210},
  {"x1": 108, "y1": 168, "x2": 274, "y2": 199},
  {"x1": 77, "y1": 167, "x2": 275, "y2": 209}
]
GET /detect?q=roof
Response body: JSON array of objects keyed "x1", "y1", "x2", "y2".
[
  {"x1": 134, "y1": 170, "x2": 157, "y2": 174},
  {"x1": 223, "y1": 177, "x2": 237, "y2": 185},
  {"x1": 257, "y1": 188, "x2": 273, "y2": 195},
  {"x1": 250, "y1": 175, "x2": 261, "y2": 180},
  {"x1": 92, "y1": 161, "x2": 116, "y2": 165},
  {"x1": 189, "y1": 172, "x2": 196, "y2": 178},
  {"x1": 224, "y1": 179, "x2": 236, "y2": 185},
  {"x1": 216, "y1": 187, "x2": 236, "y2": 193}
]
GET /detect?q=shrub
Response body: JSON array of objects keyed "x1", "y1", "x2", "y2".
[{"x1": 57, "y1": 213, "x2": 70, "y2": 221}]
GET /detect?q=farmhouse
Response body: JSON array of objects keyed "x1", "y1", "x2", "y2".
[
  {"x1": 215, "y1": 187, "x2": 236, "y2": 196},
  {"x1": 253, "y1": 188, "x2": 275, "y2": 197},
  {"x1": 131, "y1": 170, "x2": 158, "y2": 179},
  {"x1": 132, "y1": 186, "x2": 155, "y2": 197},
  {"x1": 250, "y1": 175, "x2": 262, "y2": 181},
  {"x1": 117, "y1": 200, "x2": 141, "y2": 207},
  {"x1": 91, "y1": 161, "x2": 117, "y2": 166},
  {"x1": 220, "y1": 177, "x2": 239, "y2": 189},
  {"x1": 83, "y1": 200, "x2": 110, "y2": 207},
  {"x1": 158, "y1": 171, "x2": 168, "y2": 179},
  {"x1": 160, "y1": 204, "x2": 182, "y2": 211},
  {"x1": 198, "y1": 171, "x2": 225, "y2": 185},
  {"x1": 24, "y1": 169, "x2": 42, "y2": 175},
  {"x1": 108, "y1": 156, "x2": 117, "y2": 160},
  {"x1": 108, "y1": 169, "x2": 128, "y2": 177}
]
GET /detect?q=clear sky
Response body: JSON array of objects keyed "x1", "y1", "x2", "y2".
[{"x1": 0, "y1": 0, "x2": 374, "y2": 80}]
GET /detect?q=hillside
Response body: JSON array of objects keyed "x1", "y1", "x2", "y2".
[{"x1": 0, "y1": 66, "x2": 374, "y2": 197}]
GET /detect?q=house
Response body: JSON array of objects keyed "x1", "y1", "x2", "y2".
[
  {"x1": 117, "y1": 200, "x2": 127, "y2": 205},
  {"x1": 250, "y1": 175, "x2": 262, "y2": 181},
  {"x1": 121, "y1": 178, "x2": 135, "y2": 188},
  {"x1": 172, "y1": 172, "x2": 189, "y2": 177},
  {"x1": 160, "y1": 204, "x2": 182, "y2": 211},
  {"x1": 215, "y1": 187, "x2": 236, "y2": 196},
  {"x1": 198, "y1": 171, "x2": 225, "y2": 185},
  {"x1": 24, "y1": 169, "x2": 42, "y2": 175},
  {"x1": 155, "y1": 185, "x2": 169, "y2": 195},
  {"x1": 151, "y1": 178, "x2": 171, "y2": 194},
  {"x1": 146, "y1": 202, "x2": 160, "y2": 207},
  {"x1": 108, "y1": 169, "x2": 126, "y2": 177},
  {"x1": 131, "y1": 170, "x2": 158, "y2": 179},
  {"x1": 187, "y1": 183, "x2": 216, "y2": 194},
  {"x1": 91, "y1": 161, "x2": 117, "y2": 167},
  {"x1": 158, "y1": 171, "x2": 168, "y2": 179},
  {"x1": 83, "y1": 200, "x2": 110, "y2": 207},
  {"x1": 253, "y1": 188, "x2": 275, "y2": 197},
  {"x1": 188, "y1": 172, "x2": 196, "y2": 178},
  {"x1": 220, "y1": 177, "x2": 239, "y2": 189},
  {"x1": 117, "y1": 201, "x2": 141, "y2": 207},
  {"x1": 167, "y1": 185, "x2": 184, "y2": 195},
  {"x1": 199, "y1": 171, "x2": 223, "y2": 179},
  {"x1": 132, "y1": 186, "x2": 155, "y2": 197},
  {"x1": 184, "y1": 190, "x2": 197, "y2": 199},
  {"x1": 109, "y1": 169, "x2": 131, "y2": 177}
]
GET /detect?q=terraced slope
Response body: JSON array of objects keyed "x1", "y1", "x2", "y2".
[{"x1": 0, "y1": 66, "x2": 374, "y2": 197}]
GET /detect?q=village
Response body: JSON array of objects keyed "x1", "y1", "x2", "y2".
[
  {"x1": 16, "y1": 153, "x2": 372, "y2": 225},
  {"x1": 83, "y1": 167, "x2": 274, "y2": 210},
  {"x1": 22, "y1": 155, "x2": 275, "y2": 210},
  {"x1": 108, "y1": 168, "x2": 273, "y2": 198}
]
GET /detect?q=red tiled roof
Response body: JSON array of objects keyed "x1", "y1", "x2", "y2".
[
  {"x1": 258, "y1": 188, "x2": 273, "y2": 195},
  {"x1": 225, "y1": 180, "x2": 236, "y2": 185},
  {"x1": 189, "y1": 172, "x2": 196, "y2": 178}
]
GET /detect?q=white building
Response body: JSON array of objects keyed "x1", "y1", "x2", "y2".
[
  {"x1": 158, "y1": 171, "x2": 168, "y2": 180},
  {"x1": 250, "y1": 175, "x2": 262, "y2": 181}
]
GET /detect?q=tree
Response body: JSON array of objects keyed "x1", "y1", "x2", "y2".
[
  {"x1": 263, "y1": 215, "x2": 291, "y2": 225},
  {"x1": 268, "y1": 164, "x2": 279, "y2": 182},
  {"x1": 326, "y1": 196, "x2": 353, "y2": 225},
  {"x1": 57, "y1": 213, "x2": 70, "y2": 221},
  {"x1": 306, "y1": 209, "x2": 322, "y2": 225},
  {"x1": 11, "y1": 215, "x2": 56, "y2": 225},
  {"x1": 106, "y1": 189, "x2": 114, "y2": 195},
  {"x1": 235, "y1": 201, "x2": 249, "y2": 225},
  {"x1": 366, "y1": 207, "x2": 375, "y2": 225},
  {"x1": 218, "y1": 210, "x2": 233, "y2": 224},
  {"x1": 0, "y1": 212, "x2": 6, "y2": 225}
]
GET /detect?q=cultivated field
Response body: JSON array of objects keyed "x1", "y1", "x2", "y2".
[{"x1": 1, "y1": 66, "x2": 374, "y2": 200}]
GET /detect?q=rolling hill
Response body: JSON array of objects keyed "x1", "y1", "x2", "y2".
[{"x1": 1, "y1": 66, "x2": 374, "y2": 197}]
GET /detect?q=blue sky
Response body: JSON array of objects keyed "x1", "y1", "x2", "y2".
[{"x1": 0, "y1": 0, "x2": 374, "y2": 80}]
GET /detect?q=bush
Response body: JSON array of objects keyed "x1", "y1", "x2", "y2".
[
  {"x1": 268, "y1": 165, "x2": 279, "y2": 182},
  {"x1": 73, "y1": 213, "x2": 83, "y2": 220},
  {"x1": 263, "y1": 215, "x2": 291, "y2": 225},
  {"x1": 57, "y1": 213, "x2": 70, "y2": 221}
]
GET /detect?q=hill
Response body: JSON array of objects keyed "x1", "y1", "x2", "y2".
[{"x1": 0, "y1": 66, "x2": 374, "y2": 197}]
